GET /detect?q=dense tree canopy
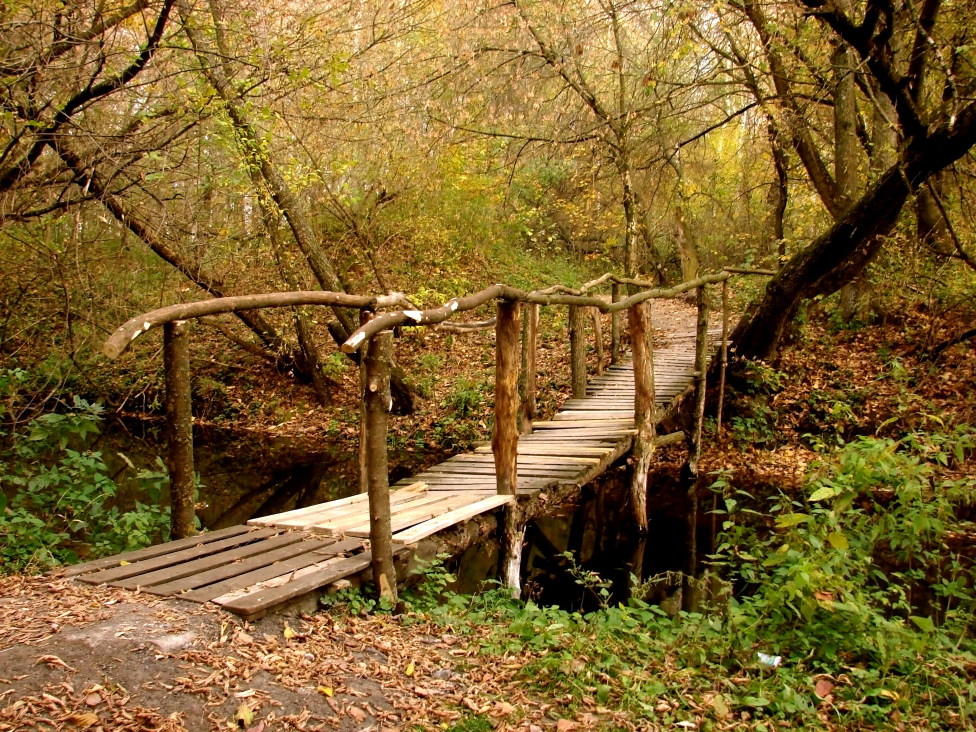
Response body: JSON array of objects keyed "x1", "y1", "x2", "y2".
[{"x1": 1, "y1": 0, "x2": 975, "y2": 404}]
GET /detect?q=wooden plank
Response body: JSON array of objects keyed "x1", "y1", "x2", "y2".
[
  {"x1": 249, "y1": 482, "x2": 427, "y2": 527},
  {"x1": 180, "y1": 549, "x2": 338, "y2": 604},
  {"x1": 449, "y1": 454, "x2": 600, "y2": 465},
  {"x1": 393, "y1": 495, "x2": 515, "y2": 544},
  {"x1": 425, "y1": 462, "x2": 582, "y2": 475},
  {"x1": 553, "y1": 411, "x2": 634, "y2": 420},
  {"x1": 533, "y1": 419, "x2": 635, "y2": 428},
  {"x1": 143, "y1": 536, "x2": 333, "y2": 596},
  {"x1": 62, "y1": 525, "x2": 252, "y2": 578},
  {"x1": 216, "y1": 553, "x2": 376, "y2": 619},
  {"x1": 112, "y1": 532, "x2": 309, "y2": 591},
  {"x1": 309, "y1": 493, "x2": 456, "y2": 534},
  {"x1": 345, "y1": 493, "x2": 477, "y2": 537},
  {"x1": 75, "y1": 528, "x2": 281, "y2": 585},
  {"x1": 269, "y1": 484, "x2": 430, "y2": 529}
]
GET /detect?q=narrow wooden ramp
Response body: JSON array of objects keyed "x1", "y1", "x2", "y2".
[{"x1": 66, "y1": 328, "x2": 719, "y2": 619}]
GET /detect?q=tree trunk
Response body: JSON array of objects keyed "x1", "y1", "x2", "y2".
[
  {"x1": 163, "y1": 322, "x2": 196, "y2": 540},
  {"x1": 364, "y1": 331, "x2": 396, "y2": 603},
  {"x1": 765, "y1": 121, "x2": 789, "y2": 264},
  {"x1": 494, "y1": 300, "x2": 523, "y2": 594},
  {"x1": 519, "y1": 303, "x2": 538, "y2": 434}
]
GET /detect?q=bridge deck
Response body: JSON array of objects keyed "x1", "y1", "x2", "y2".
[{"x1": 66, "y1": 328, "x2": 719, "y2": 620}]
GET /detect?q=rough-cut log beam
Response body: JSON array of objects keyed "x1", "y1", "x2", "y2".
[
  {"x1": 104, "y1": 291, "x2": 412, "y2": 359},
  {"x1": 493, "y1": 300, "x2": 521, "y2": 497},
  {"x1": 519, "y1": 304, "x2": 538, "y2": 435},
  {"x1": 683, "y1": 286, "x2": 709, "y2": 613},
  {"x1": 364, "y1": 331, "x2": 396, "y2": 603},
  {"x1": 163, "y1": 322, "x2": 196, "y2": 540},
  {"x1": 341, "y1": 273, "x2": 730, "y2": 352},
  {"x1": 628, "y1": 302, "x2": 655, "y2": 534},
  {"x1": 569, "y1": 305, "x2": 587, "y2": 398},
  {"x1": 611, "y1": 283, "x2": 622, "y2": 364},
  {"x1": 723, "y1": 267, "x2": 776, "y2": 276},
  {"x1": 494, "y1": 300, "x2": 524, "y2": 594}
]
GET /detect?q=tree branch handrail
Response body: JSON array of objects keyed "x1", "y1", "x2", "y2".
[{"x1": 102, "y1": 271, "x2": 734, "y2": 359}]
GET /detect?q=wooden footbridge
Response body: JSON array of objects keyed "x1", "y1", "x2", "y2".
[{"x1": 63, "y1": 272, "x2": 739, "y2": 619}]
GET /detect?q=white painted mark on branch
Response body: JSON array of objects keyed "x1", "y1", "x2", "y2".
[
  {"x1": 346, "y1": 332, "x2": 366, "y2": 349},
  {"x1": 144, "y1": 322, "x2": 151, "y2": 331},
  {"x1": 131, "y1": 329, "x2": 142, "y2": 340},
  {"x1": 404, "y1": 310, "x2": 422, "y2": 321},
  {"x1": 449, "y1": 300, "x2": 458, "y2": 311}
]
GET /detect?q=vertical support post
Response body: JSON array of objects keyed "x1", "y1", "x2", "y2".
[
  {"x1": 716, "y1": 279, "x2": 730, "y2": 439},
  {"x1": 519, "y1": 303, "x2": 538, "y2": 435},
  {"x1": 163, "y1": 321, "x2": 196, "y2": 539},
  {"x1": 683, "y1": 285, "x2": 709, "y2": 612},
  {"x1": 628, "y1": 302, "x2": 655, "y2": 534},
  {"x1": 494, "y1": 299, "x2": 523, "y2": 593},
  {"x1": 364, "y1": 331, "x2": 396, "y2": 603},
  {"x1": 611, "y1": 283, "x2": 621, "y2": 364},
  {"x1": 590, "y1": 308, "x2": 604, "y2": 376},
  {"x1": 357, "y1": 309, "x2": 373, "y2": 495},
  {"x1": 569, "y1": 304, "x2": 586, "y2": 398}
]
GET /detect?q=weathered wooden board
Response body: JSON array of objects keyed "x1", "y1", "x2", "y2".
[{"x1": 393, "y1": 495, "x2": 514, "y2": 544}]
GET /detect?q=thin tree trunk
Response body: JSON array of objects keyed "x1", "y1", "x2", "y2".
[
  {"x1": 682, "y1": 286, "x2": 708, "y2": 612},
  {"x1": 519, "y1": 303, "x2": 538, "y2": 434},
  {"x1": 163, "y1": 322, "x2": 196, "y2": 539},
  {"x1": 494, "y1": 300, "x2": 523, "y2": 594},
  {"x1": 364, "y1": 331, "x2": 396, "y2": 603},
  {"x1": 590, "y1": 308, "x2": 604, "y2": 376},
  {"x1": 610, "y1": 282, "x2": 622, "y2": 364}
]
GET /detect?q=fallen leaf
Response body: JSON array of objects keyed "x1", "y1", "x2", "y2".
[
  {"x1": 814, "y1": 679, "x2": 834, "y2": 698},
  {"x1": 84, "y1": 692, "x2": 102, "y2": 706},
  {"x1": 710, "y1": 693, "x2": 730, "y2": 718},
  {"x1": 68, "y1": 713, "x2": 99, "y2": 728},
  {"x1": 556, "y1": 720, "x2": 577, "y2": 731},
  {"x1": 405, "y1": 660, "x2": 415, "y2": 677},
  {"x1": 235, "y1": 703, "x2": 255, "y2": 727},
  {"x1": 492, "y1": 701, "x2": 516, "y2": 717},
  {"x1": 246, "y1": 723, "x2": 265, "y2": 732},
  {"x1": 317, "y1": 686, "x2": 334, "y2": 697},
  {"x1": 283, "y1": 622, "x2": 296, "y2": 640},
  {"x1": 347, "y1": 706, "x2": 367, "y2": 722},
  {"x1": 34, "y1": 655, "x2": 76, "y2": 672}
]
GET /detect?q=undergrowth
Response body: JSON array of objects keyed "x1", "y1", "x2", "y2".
[
  {"x1": 0, "y1": 376, "x2": 184, "y2": 571},
  {"x1": 330, "y1": 430, "x2": 976, "y2": 730}
]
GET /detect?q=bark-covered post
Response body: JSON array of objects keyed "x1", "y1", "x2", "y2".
[
  {"x1": 683, "y1": 286, "x2": 709, "y2": 612},
  {"x1": 494, "y1": 299, "x2": 523, "y2": 593},
  {"x1": 716, "y1": 279, "x2": 729, "y2": 438},
  {"x1": 364, "y1": 331, "x2": 396, "y2": 603},
  {"x1": 569, "y1": 305, "x2": 586, "y2": 398},
  {"x1": 358, "y1": 309, "x2": 373, "y2": 495},
  {"x1": 163, "y1": 321, "x2": 196, "y2": 540},
  {"x1": 590, "y1": 308, "x2": 604, "y2": 376},
  {"x1": 628, "y1": 302, "x2": 655, "y2": 533},
  {"x1": 611, "y1": 282, "x2": 621, "y2": 364},
  {"x1": 519, "y1": 303, "x2": 538, "y2": 434}
]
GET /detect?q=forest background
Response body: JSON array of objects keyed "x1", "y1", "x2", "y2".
[{"x1": 2, "y1": 1, "x2": 976, "y2": 729}]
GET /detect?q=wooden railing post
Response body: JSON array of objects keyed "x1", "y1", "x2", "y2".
[
  {"x1": 683, "y1": 285, "x2": 709, "y2": 612},
  {"x1": 519, "y1": 303, "x2": 538, "y2": 435},
  {"x1": 610, "y1": 283, "x2": 621, "y2": 364},
  {"x1": 364, "y1": 330, "x2": 396, "y2": 603},
  {"x1": 569, "y1": 304, "x2": 586, "y2": 398},
  {"x1": 163, "y1": 321, "x2": 196, "y2": 540},
  {"x1": 590, "y1": 308, "x2": 604, "y2": 375},
  {"x1": 716, "y1": 279, "x2": 729, "y2": 438},
  {"x1": 358, "y1": 309, "x2": 373, "y2": 495},
  {"x1": 628, "y1": 302, "x2": 654, "y2": 533},
  {"x1": 494, "y1": 299, "x2": 523, "y2": 593}
]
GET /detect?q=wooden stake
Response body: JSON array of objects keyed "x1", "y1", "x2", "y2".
[
  {"x1": 494, "y1": 299, "x2": 521, "y2": 497},
  {"x1": 628, "y1": 302, "x2": 655, "y2": 534},
  {"x1": 611, "y1": 282, "x2": 621, "y2": 364},
  {"x1": 683, "y1": 285, "x2": 709, "y2": 612},
  {"x1": 591, "y1": 308, "x2": 604, "y2": 376},
  {"x1": 358, "y1": 309, "x2": 373, "y2": 495},
  {"x1": 716, "y1": 279, "x2": 729, "y2": 439},
  {"x1": 519, "y1": 303, "x2": 538, "y2": 434},
  {"x1": 494, "y1": 299, "x2": 522, "y2": 594},
  {"x1": 364, "y1": 331, "x2": 396, "y2": 603},
  {"x1": 569, "y1": 305, "x2": 586, "y2": 398},
  {"x1": 163, "y1": 321, "x2": 196, "y2": 540}
]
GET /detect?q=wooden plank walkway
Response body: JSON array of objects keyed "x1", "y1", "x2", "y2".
[{"x1": 65, "y1": 327, "x2": 719, "y2": 620}]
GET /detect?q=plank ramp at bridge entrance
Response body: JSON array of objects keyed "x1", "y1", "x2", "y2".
[{"x1": 64, "y1": 328, "x2": 721, "y2": 620}]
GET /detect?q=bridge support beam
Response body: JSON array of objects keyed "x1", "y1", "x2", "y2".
[
  {"x1": 163, "y1": 321, "x2": 196, "y2": 540},
  {"x1": 568, "y1": 305, "x2": 586, "y2": 398},
  {"x1": 519, "y1": 303, "x2": 538, "y2": 434},
  {"x1": 628, "y1": 302, "x2": 655, "y2": 534},
  {"x1": 494, "y1": 299, "x2": 524, "y2": 594},
  {"x1": 364, "y1": 331, "x2": 397, "y2": 604}
]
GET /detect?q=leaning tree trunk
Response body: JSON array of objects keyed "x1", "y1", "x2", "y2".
[{"x1": 733, "y1": 103, "x2": 976, "y2": 361}]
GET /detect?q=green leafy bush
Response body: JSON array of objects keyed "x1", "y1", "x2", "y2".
[{"x1": 0, "y1": 397, "x2": 175, "y2": 572}]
